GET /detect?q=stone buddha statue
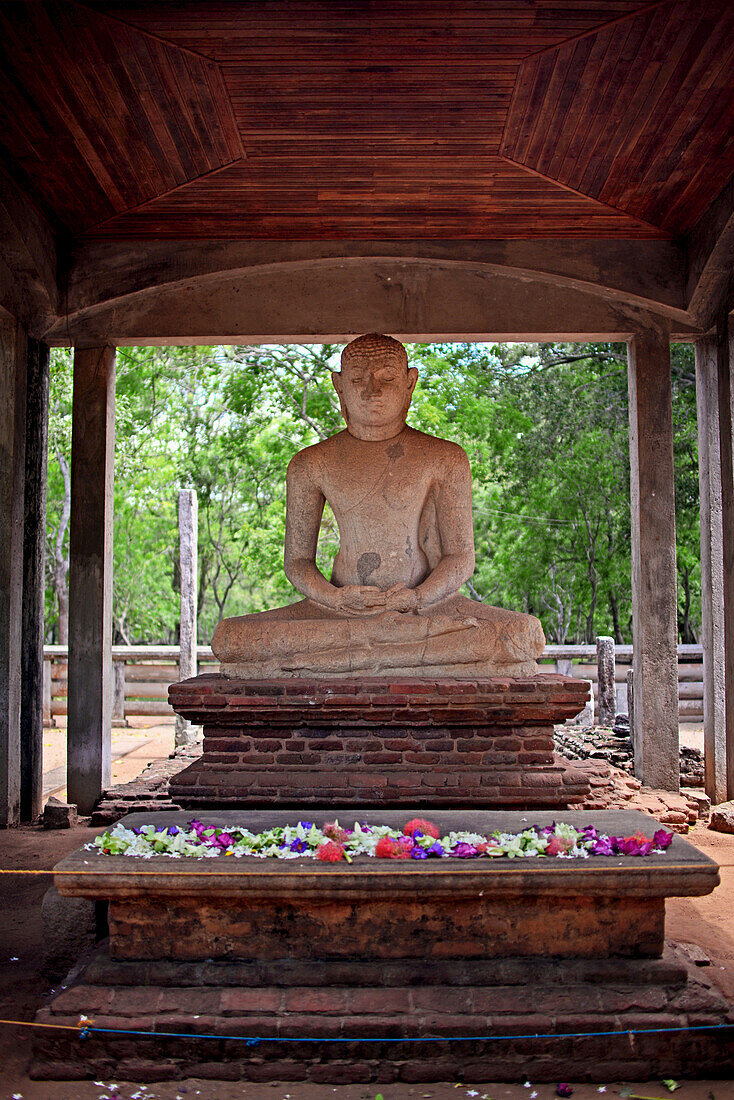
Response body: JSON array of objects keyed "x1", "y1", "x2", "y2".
[{"x1": 212, "y1": 333, "x2": 545, "y2": 678}]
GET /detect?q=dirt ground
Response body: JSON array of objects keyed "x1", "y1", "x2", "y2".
[{"x1": 1, "y1": 818, "x2": 733, "y2": 1100}]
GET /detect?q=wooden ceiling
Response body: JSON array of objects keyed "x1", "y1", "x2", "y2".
[{"x1": 0, "y1": 0, "x2": 732, "y2": 240}]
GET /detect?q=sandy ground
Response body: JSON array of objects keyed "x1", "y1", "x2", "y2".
[
  {"x1": 42, "y1": 717, "x2": 177, "y2": 801},
  {"x1": 0, "y1": 820, "x2": 732, "y2": 1100}
]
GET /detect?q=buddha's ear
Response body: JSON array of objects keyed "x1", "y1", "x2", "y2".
[
  {"x1": 406, "y1": 366, "x2": 419, "y2": 397},
  {"x1": 331, "y1": 371, "x2": 347, "y2": 420}
]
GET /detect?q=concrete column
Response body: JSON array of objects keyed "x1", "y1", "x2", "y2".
[
  {"x1": 67, "y1": 345, "x2": 115, "y2": 814},
  {"x1": 696, "y1": 314, "x2": 734, "y2": 803},
  {"x1": 0, "y1": 316, "x2": 27, "y2": 827},
  {"x1": 596, "y1": 635, "x2": 616, "y2": 727},
  {"x1": 627, "y1": 328, "x2": 680, "y2": 790},
  {"x1": 176, "y1": 488, "x2": 199, "y2": 748},
  {"x1": 21, "y1": 338, "x2": 50, "y2": 820}
]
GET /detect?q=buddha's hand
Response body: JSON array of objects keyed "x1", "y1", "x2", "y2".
[
  {"x1": 383, "y1": 583, "x2": 420, "y2": 613},
  {"x1": 332, "y1": 584, "x2": 387, "y2": 616}
]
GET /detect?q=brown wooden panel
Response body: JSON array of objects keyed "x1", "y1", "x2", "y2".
[
  {"x1": 0, "y1": 0, "x2": 729, "y2": 241},
  {"x1": 0, "y1": 2, "x2": 241, "y2": 231},
  {"x1": 85, "y1": 155, "x2": 668, "y2": 238},
  {"x1": 90, "y1": 2, "x2": 659, "y2": 62},
  {"x1": 502, "y1": 0, "x2": 734, "y2": 233}
]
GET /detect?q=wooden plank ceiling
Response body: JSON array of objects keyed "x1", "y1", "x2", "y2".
[{"x1": 0, "y1": 0, "x2": 732, "y2": 240}]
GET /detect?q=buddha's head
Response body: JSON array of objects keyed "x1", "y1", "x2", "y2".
[{"x1": 332, "y1": 333, "x2": 418, "y2": 441}]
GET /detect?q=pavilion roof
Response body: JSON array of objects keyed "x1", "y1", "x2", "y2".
[{"x1": 0, "y1": 0, "x2": 732, "y2": 242}]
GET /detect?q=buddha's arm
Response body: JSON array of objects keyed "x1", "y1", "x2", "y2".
[
  {"x1": 284, "y1": 452, "x2": 384, "y2": 614},
  {"x1": 414, "y1": 447, "x2": 476, "y2": 609}
]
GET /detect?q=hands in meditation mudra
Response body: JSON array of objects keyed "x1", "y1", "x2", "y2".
[{"x1": 212, "y1": 334, "x2": 545, "y2": 678}]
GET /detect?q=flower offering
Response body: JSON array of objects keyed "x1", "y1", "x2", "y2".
[{"x1": 91, "y1": 819, "x2": 674, "y2": 863}]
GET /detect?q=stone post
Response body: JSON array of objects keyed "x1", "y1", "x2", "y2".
[
  {"x1": 42, "y1": 657, "x2": 54, "y2": 728},
  {"x1": 596, "y1": 635, "x2": 616, "y2": 727},
  {"x1": 0, "y1": 318, "x2": 27, "y2": 826},
  {"x1": 67, "y1": 346, "x2": 116, "y2": 815},
  {"x1": 695, "y1": 314, "x2": 734, "y2": 803},
  {"x1": 627, "y1": 327, "x2": 680, "y2": 790},
  {"x1": 627, "y1": 669, "x2": 634, "y2": 733},
  {"x1": 21, "y1": 338, "x2": 50, "y2": 820},
  {"x1": 176, "y1": 488, "x2": 199, "y2": 749},
  {"x1": 112, "y1": 661, "x2": 127, "y2": 727}
]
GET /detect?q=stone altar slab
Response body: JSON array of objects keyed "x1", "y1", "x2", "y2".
[{"x1": 168, "y1": 673, "x2": 591, "y2": 809}]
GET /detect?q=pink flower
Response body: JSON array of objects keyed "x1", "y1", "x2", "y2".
[
  {"x1": 323, "y1": 821, "x2": 350, "y2": 843},
  {"x1": 545, "y1": 836, "x2": 573, "y2": 856}
]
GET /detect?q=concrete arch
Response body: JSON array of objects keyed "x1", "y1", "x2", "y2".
[{"x1": 50, "y1": 251, "x2": 697, "y2": 346}]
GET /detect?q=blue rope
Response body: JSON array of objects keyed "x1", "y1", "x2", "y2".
[{"x1": 77, "y1": 1022, "x2": 734, "y2": 1046}]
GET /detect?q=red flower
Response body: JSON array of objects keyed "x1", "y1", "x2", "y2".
[
  {"x1": 316, "y1": 841, "x2": 344, "y2": 862},
  {"x1": 375, "y1": 836, "x2": 400, "y2": 859},
  {"x1": 403, "y1": 818, "x2": 440, "y2": 840}
]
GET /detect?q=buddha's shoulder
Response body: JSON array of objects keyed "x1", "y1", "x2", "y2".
[
  {"x1": 286, "y1": 432, "x2": 348, "y2": 477},
  {"x1": 404, "y1": 427, "x2": 469, "y2": 468}
]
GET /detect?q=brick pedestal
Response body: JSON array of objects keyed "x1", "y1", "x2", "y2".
[{"x1": 168, "y1": 674, "x2": 591, "y2": 809}]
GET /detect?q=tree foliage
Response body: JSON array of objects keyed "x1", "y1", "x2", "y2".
[{"x1": 46, "y1": 341, "x2": 702, "y2": 646}]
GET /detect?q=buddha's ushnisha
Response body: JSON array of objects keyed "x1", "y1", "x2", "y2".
[{"x1": 213, "y1": 334, "x2": 545, "y2": 677}]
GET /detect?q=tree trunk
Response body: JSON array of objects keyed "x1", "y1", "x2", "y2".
[
  {"x1": 53, "y1": 450, "x2": 71, "y2": 644},
  {"x1": 608, "y1": 590, "x2": 624, "y2": 644}
]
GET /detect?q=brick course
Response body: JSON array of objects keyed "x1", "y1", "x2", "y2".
[
  {"x1": 168, "y1": 674, "x2": 590, "y2": 809},
  {"x1": 32, "y1": 943, "x2": 733, "y2": 1083}
]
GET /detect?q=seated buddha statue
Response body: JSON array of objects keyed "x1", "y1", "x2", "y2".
[{"x1": 212, "y1": 333, "x2": 545, "y2": 678}]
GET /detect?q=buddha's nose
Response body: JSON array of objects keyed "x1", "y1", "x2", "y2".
[{"x1": 363, "y1": 375, "x2": 381, "y2": 396}]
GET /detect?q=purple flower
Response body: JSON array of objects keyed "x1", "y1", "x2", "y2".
[
  {"x1": 592, "y1": 836, "x2": 614, "y2": 856},
  {"x1": 426, "y1": 841, "x2": 445, "y2": 857},
  {"x1": 298, "y1": 820, "x2": 314, "y2": 830},
  {"x1": 411, "y1": 847, "x2": 428, "y2": 859},
  {"x1": 556, "y1": 1085, "x2": 573, "y2": 1098},
  {"x1": 413, "y1": 830, "x2": 424, "y2": 841},
  {"x1": 653, "y1": 828, "x2": 673, "y2": 849},
  {"x1": 451, "y1": 842, "x2": 479, "y2": 858},
  {"x1": 289, "y1": 837, "x2": 308, "y2": 853},
  {"x1": 216, "y1": 831, "x2": 235, "y2": 848},
  {"x1": 167, "y1": 826, "x2": 180, "y2": 836}
]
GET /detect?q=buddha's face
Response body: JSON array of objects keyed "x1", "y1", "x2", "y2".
[{"x1": 332, "y1": 344, "x2": 418, "y2": 440}]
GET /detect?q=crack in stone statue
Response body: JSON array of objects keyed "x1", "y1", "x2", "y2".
[{"x1": 213, "y1": 333, "x2": 545, "y2": 678}]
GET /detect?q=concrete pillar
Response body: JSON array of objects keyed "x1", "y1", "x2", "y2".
[
  {"x1": 67, "y1": 345, "x2": 115, "y2": 815},
  {"x1": 176, "y1": 488, "x2": 199, "y2": 748},
  {"x1": 0, "y1": 316, "x2": 27, "y2": 826},
  {"x1": 21, "y1": 338, "x2": 50, "y2": 820},
  {"x1": 596, "y1": 635, "x2": 616, "y2": 727},
  {"x1": 696, "y1": 314, "x2": 734, "y2": 803},
  {"x1": 627, "y1": 327, "x2": 680, "y2": 790}
]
